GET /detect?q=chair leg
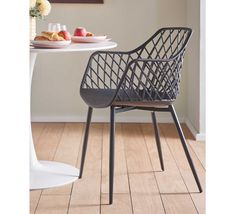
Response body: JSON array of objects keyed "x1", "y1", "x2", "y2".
[
  {"x1": 109, "y1": 106, "x2": 115, "y2": 204},
  {"x1": 151, "y1": 112, "x2": 164, "y2": 171},
  {"x1": 169, "y1": 105, "x2": 203, "y2": 193},
  {"x1": 79, "y1": 107, "x2": 93, "y2": 179}
]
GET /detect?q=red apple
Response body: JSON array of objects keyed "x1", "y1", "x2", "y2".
[
  {"x1": 74, "y1": 27, "x2": 87, "y2": 37},
  {"x1": 58, "y1": 30, "x2": 71, "y2": 41}
]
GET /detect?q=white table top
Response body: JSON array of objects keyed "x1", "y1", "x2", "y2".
[{"x1": 30, "y1": 41, "x2": 117, "y2": 53}]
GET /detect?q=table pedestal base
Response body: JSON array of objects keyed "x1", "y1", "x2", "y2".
[
  {"x1": 30, "y1": 161, "x2": 79, "y2": 190},
  {"x1": 30, "y1": 42, "x2": 117, "y2": 190}
]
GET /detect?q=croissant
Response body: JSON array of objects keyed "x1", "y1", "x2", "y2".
[
  {"x1": 41, "y1": 31, "x2": 65, "y2": 41},
  {"x1": 34, "y1": 36, "x2": 49, "y2": 41}
]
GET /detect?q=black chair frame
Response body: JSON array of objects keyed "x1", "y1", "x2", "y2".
[{"x1": 78, "y1": 27, "x2": 202, "y2": 204}]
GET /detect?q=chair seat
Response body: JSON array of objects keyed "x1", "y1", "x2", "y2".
[
  {"x1": 80, "y1": 88, "x2": 174, "y2": 108},
  {"x1": 80, "y1": 88, "x2": 116, "y2": 108}
]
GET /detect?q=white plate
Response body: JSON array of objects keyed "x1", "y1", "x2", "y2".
[
  {"x1": 31, "y1": 40, "x2": 71, "y2": 48},
  {"x1": 71, "y1": 35, "x2": 109, "y2": 43}
]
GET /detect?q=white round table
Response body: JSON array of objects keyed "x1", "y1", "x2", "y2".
[{"x1": 30, "y1": 41, "x2": 117, "y2": 190}]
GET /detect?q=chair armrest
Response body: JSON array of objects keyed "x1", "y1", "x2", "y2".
[{"x1": 113, "y1": 56, "x2": 183, "y2": 102}]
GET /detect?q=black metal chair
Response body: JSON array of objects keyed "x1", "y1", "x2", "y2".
[{"x1": 78, "y1": 27, "x2": 202, "y2": 204}]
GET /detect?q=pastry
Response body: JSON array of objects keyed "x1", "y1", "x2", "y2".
[
  {"x1": 86, "y1": 32, "x2": 94, "y2": 37},
  {"x1": 41, "y1": 31, "x2": 65, "y2": 41},
  {"x1": 34, "y1": 36, "x2": 49, "y2": 41}
]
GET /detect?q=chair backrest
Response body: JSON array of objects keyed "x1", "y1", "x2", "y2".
[
  {"x1": 134, "y1": 27, "x2": 192, "y2": 60},
  {"x1": 81, "y1": 27, "x2": 192, "y2": 105},
  {"x1": 116, "y1": 27, "x2": 192, "y2": 102}
]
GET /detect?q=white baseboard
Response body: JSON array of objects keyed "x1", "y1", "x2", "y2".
[
  {"x1": 185, "y1": 118, "x2": 205, "y2": 141},
  {"x1": 31, "y1": 115, "x2": 182, "y2": 123},
  {"x1": 31, "y1": 115, "x2": 205, "y2": 141}
]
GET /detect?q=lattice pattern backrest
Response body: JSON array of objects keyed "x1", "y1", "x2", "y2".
[
  {"x1": 83, "y1": 52, "x2": 141, "y2": 90},
  {"x1": 81, "y1": 27, "x2": 192, "y2": 103},
  {"x1": 137, "y1": 28, "x2": 191, "y2": 60}
]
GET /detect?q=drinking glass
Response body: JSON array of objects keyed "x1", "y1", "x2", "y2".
[
  {"x1": 55, "y1": 23, "x2": 61, "y2": 32},
  {"x1": 48, "y1": 23, "x2": 61, "y2": 32},
  {"x1": 61, "y1": 25, "x2": 67, "y2": 31}
]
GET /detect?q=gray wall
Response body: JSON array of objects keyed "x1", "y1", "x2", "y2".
[{"x1": 186, "y1": 0, "x2": 205, "y2": 139}]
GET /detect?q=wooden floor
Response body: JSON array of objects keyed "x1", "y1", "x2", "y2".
[{"x1": 30, "y1": 122, "x2": 205, "y2": 214}]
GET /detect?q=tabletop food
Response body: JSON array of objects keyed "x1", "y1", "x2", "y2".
[
  {"x1": 74, "y1": 27, "x2": 94, "y2": 37},
  {"x1": 34, "y1": 30, "x2": 71, "y2": 41}
]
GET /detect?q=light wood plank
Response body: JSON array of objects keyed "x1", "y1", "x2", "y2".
[
  {"x1": 30, "y1": 190, "x2": 41, "y2": 214},
  {"x1": 35, "y1": 123, "x2": 65, "y2": 160},
  {"x1": 35, "y1": 195, "x2": 70, "y2": 214},
  {"x1": 182, "y1": 124, "x2": 205, "y2": 169},
  {"x1": 70, "y1": 174, "x2": 101, "y2": 205},
  {"x1": 69, "y1": 123, "x2": 103, "y2": 210},
  {"x1": 129, "y1": 172, "x2": 165, "y2": 214},
  {"x1": 122, "y1": 123, "x2": 153, "y2": 173},
  {"x1": 182, "y1": 124, "x2": 205, "y2": 214},
  {"x1": 54, "y1": 123, "x2": 84, "y2": 166},
  {"x1": 141, "y1": 123, "x2": 187, "y2": 193},
  {"x1": 101, "y1": 194, "x2": 132, "y2": 214},
  {"x1": 43, "y1": 123, "x2": 84, "y2": 195},
  {"x1": 162, "y1": 194, "x2": 197, "y2": 214},
  {"x1": 190, "y1": 192, "x2": 205, "y2": 214},
  {"x1": 43, "y1": 184, "x2": 73, "y2": 196},
  {"x1": 188, "y1": 141, "x2": 205, "y2": 169},
  {"x1": 69, "y1": 205, "x2": 99, "y2": 214},
  {"x1": 140, "y1": 123, "x2": 162, "y2": 171},
  {"x1": 101, "y1": 123, "x2": 129, "y2": 194},
  {"x1": 31, "y1": 123, "x2": 46, "y2": 145}
]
